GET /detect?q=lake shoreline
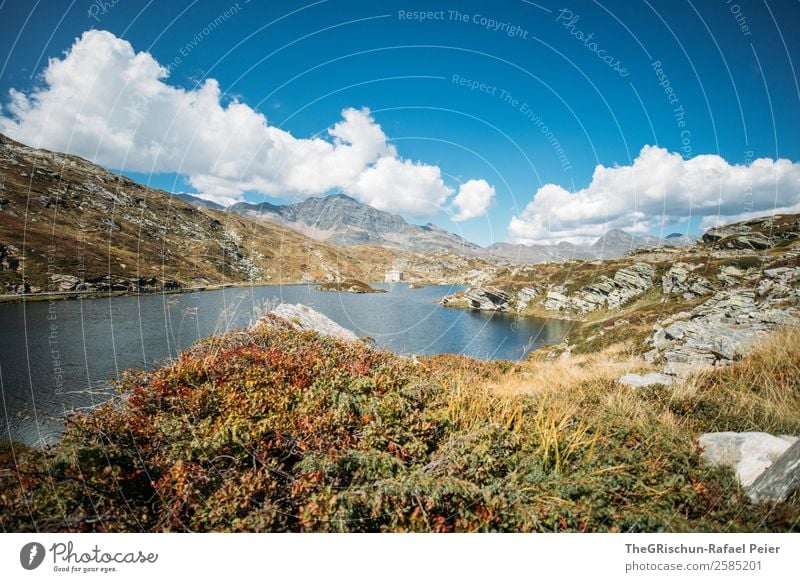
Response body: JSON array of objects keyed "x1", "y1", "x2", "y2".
[
  {"x1": 0, "y1": 278, "x2": 395, "y2": 304},
  {"x1": 1, "y1": 280, "x2": 578, "y2": 325},
  {"x1": 1, "y1": 283, "x2": 576, "y2": 446}
]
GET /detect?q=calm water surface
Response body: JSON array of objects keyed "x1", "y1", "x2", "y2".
[{"x1": 0, "y1": 284, "x2": 574, "y2": 446}]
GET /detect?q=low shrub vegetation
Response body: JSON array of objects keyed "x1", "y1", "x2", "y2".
[{"x1": 1, "y1": 320, "x2": 798, "y2": 532}]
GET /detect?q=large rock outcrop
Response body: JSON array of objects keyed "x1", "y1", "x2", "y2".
[
  {"x1": 646, "y1": 267, "x2": 800, "y2": 375},
  {"x1": 543, "y1": 263, "x2": 654, "y2": 314},
  {"x1": 702, "y1": 215, "x2": 800, "y2": 250},
  {"x1": 515, "y1": 286, "x2": 541, "y2": 311},
  {"x1": 261, "y1": 303, "x2": 359, "y2": 341},
  {"x1": 441, "y1": 287, "x2": 512, "y2": 311}
]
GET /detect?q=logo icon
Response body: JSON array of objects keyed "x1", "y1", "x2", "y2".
[{"x1": 20, "y1": 542, "x2": 46, "y2": 570}]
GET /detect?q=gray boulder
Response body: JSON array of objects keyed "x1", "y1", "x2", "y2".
[
  {"x1": 702, "y1": 225, "x2": 750, "y2": 243},
  {"x1": 263, "y1": 303, "x2": 358, "y2": 341},
  {"x1": 748, "y1": 441, "x2": 800, "y2": 503},
  {"x1": 720, "y1": 233, "x2": 772, "y2": 250},
  {"x1": 698, "y1": 432, "x2": 799, "y2": 488}
]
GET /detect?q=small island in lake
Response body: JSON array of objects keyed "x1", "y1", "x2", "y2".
[{"x1": 316, "y1": 279, "x2": 387, "y2": 293}]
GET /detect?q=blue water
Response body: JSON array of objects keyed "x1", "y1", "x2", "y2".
[{"x1": 0, "y1": 283, "x2": 574, "y2": 446}]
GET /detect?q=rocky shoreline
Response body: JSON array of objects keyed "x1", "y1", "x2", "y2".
[{"x1": 440, "y1": 215, "x2": 800, "y2": 378}]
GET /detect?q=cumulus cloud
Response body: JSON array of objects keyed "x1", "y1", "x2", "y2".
[
  {"x1": 0, "y1": 29, "x2": 489, "y2": 217},
  {"x1": 349, "y1": 157, "x2": 452, "y2": 217},
  {"x1": 509, "y1": 145, "x2": 800, "y2": 245},
  {"x1": 450, "y1": 179, "x2": 496, "y2": 221}
]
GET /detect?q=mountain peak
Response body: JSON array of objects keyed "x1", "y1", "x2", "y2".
[
  {"x1": 328, "y1": 192, "x2": 358, "y2": 202},
  {"x1": 223, "y1": 192, "x2": 479, "y2": 253}
]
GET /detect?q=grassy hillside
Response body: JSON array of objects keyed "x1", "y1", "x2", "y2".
[
  {"x1": 0, "y1": 133, "x2": 494, "y2": 295},
  {"x1": 2, "y1": 319, "x2": 798, "y2": 532}
]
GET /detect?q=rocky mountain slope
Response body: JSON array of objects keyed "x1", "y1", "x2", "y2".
[
  {"x1": 227, "y1": 193, "x2": 482, "y2": 254},
  {"x1": 179, "y1": 191, "x2": 697, "y2": 261},
  {"x1": 442, "y1": 213, "x2": 800, "y2": 376},
  {"x1": 0, "y1": 134, "x2": 492, "y2": 296}
]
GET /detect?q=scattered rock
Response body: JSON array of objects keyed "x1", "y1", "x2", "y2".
[
  {"x1": 646, "y1": 278, "x2": 799, "y2": 375},
  {"x1": 698, "y1": 432, "x2": 799, "y2": 489},
  {"x1": 618, "y1": 372, "x2": 673, "y2": 388},
  {"x1": 264, "y1": 303, "x2": 359, "y2": 341},
  {"x1": 0, "y1": 244, "x2": 21, "y2": 271},
  {"x1": 49, "y1": 274, "x2": 81, "y2": 292},
  {"x1": 662, "y1": 262, "x2": 714, "y2": 298},
  {"x1": 100, "y1": 217, "x2": 121, "y2": 231}
]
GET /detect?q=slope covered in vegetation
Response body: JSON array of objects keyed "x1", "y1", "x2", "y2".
[{"x1": 2, "y1": 318, "x2": 798, "y2": 532}]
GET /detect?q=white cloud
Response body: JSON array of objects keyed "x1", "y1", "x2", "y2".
[
  {"x1": 509, "y1": 145, "x2": 800, "y2": 245},
  {"x1": 0, "y1": 29, "x2": 485, "y2": 217},
  {"x1": 349, "y1": 156, "x2": 452, "y2": 217},
  {"x1": 450, "y1": 179, "x2": 495, "y2": 221}
]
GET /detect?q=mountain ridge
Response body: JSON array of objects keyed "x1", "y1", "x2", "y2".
[
  {"x1": 227, "y1": 193, "x2": 482, "y2": 254},
  {"x1": 177, "y1": 192, "x2": 697, "y2": 261},
  {"x1": 0, "y1": 133, "x2": 497, "y2": 295}
]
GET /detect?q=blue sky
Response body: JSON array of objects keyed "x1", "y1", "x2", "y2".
[{"x1": 1, "y1": 0, "x2": 799, "y2": 246}]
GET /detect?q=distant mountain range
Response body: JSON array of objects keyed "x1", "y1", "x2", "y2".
[
  {"x1": 483, "y1": 229, "x2": 694, "y2": 264},
  {"x1": 178, "y1": 193, "x2": 696, "y2": 263}
]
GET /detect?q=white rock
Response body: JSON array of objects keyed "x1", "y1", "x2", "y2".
[
  {"x1": 516, "y1": 286, "x2": 540, "y2": 311},
  {"x1": 262, "y1": 303, "x2": 359, "y2": 342},
  {"x1": 698, "y1": 432, "x2": 799, "y2": 487},
  {"x1": 618, "y1": 372, "x2": 673, "y2": 388}
]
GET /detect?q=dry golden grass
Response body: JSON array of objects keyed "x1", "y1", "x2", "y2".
[
  {"x1": 431, "y1": 325, "x2": 800, "y2": 482},
  {"x1": 670, "y1": 324, "x2": 800, "y2": 434},
  {"x1": 488, "y1": 342, "x2": 647, "y2": 398}
]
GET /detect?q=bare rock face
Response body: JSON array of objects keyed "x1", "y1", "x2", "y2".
[
  {"x1": 702, "y1": 225, "x2": 752, "y2": 243},
  {"x1": 698, "y1": 432, "x2": 799, "y2": 493},
  {"x1": 717, "y1": 265, "x2": 747, "y2": 287},
  {"x1": 263, "y1": 303, "x2": 359, "y2": 342},
  {"x1": 515, "y1": 286, "x2": 540, "y2": 311},
  {"x1": 701, "y1": 215, "x2": 800, "y2": 250},
  {"x1": 544, "y1": 290, "x2": 572, "y2": 312}
]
